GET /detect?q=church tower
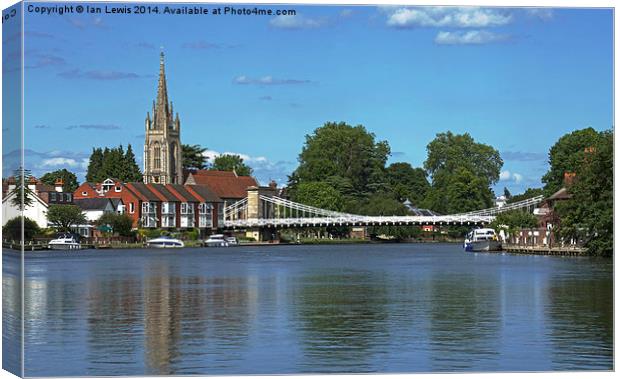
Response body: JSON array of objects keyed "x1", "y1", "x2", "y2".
[{"x1": 143, "y1": 52, "x2": 183, "y2": 184}]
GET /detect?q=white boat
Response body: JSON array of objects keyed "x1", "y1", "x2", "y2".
[
  {"x1": 205, "y1": 234, "x2": 232, "y2": 247},
  {"x1": 48, "y1": 234, "x2": 82, "y2": 250},
  {"x1": 146, "y1": 236, "x2": 185, "y2": 248},
  {"x1": 464, "y1": 228, "x2": 502, "y2": 252},
  {"x1": 225, "y1": 236, "x2": 239, "y2": 246}
]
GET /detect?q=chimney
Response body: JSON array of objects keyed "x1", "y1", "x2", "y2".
[
  {"x1": 27, "y1": 177, "x2": 37, "y2": 193},
  {"x1": 55, "y1": 178, "x2": 64, "y2": 192},
  {"x1": 563, "y1": 172, "x2": 576, "y2": 186},
  {"x1": 269, "y1": 180, "x2": 277, "y2": 189}
]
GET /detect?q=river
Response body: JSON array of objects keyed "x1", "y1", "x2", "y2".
[{"x1": 2, "y1": 243, "x2": 613, "y2": 376}]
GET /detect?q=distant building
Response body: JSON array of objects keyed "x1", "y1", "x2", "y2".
[
  {"x1": 2, "y1": 177, "x2": 73, "y2": 229},
  {"x1": 74, "y1": 179, "x2": 223, "y2": 235},
  {"x1": 143, "y1": 52, "x2": 183, "y2": 185},
  {"x1": 185, "y1": 170, "x2": 259, "y2": 207},
  {"x1": 495, "y1": 195, "x2": 507, "y2": 208}
]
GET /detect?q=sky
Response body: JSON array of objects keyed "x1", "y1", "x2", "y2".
[{"x1": 2, "y1": 2, "x2": 614, "y2": 196}]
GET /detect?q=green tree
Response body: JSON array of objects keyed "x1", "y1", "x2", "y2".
[
  {"x1": 490, "y1": 210, "x2": 539, "y2": 241},
  {"x1": 385, "y1": 162, "x2": 430, "y2": 204},
  {"x1": 289, "y1": 122, "x2": 390, "y2": 197},
  {"x1": 507, "y1": 187, "x2": 544, "y2": 204},
  {"x1": 211, "y1": 154, "x2": 253, "y2": 176},
  {"x1": 503, "y1": 187, "x2": 512, "y2": 199},
  {"x1": 542, "y1": 127, "x2": 600, "y2": 196},
  {"x1": 423, "y1": 132, "x2": 502, "y2": 214},
  {"x1": 40, "y1": 169, "x2": 79, "y2": 192},
  {"x1": 444, "y1": 167, "x2": 494, "y2": 214},
  {"x1": 2, "y1": 216, "x2": 40, "y2": 241},
  {"x1": 555, "y1": 130, "x2": 613, "y2": 256},
  {"x1": 8, "y1": 167, "x2": 35, "y2": 210},
  {"x1": 96, "y1": 212, "x2": 134, "y2": 237},
  {"x1": 46, "y1": 205, "x2": 86, "y2": 232},
  {"x1": 124, "y1": 144, "x2": 143, "y2": 182},
  {"x1": 182, "y1": 144, "x2": 208, "y2": 171},
  {"x1": 294, "y1": 182, "x2": 343, "y2": 211},
  {"x1": 86, "y1": 145, "x2": 142, "y2": 183},
  {"x1": 86, "y1": 148, "x2": 104, "y2": 182}
]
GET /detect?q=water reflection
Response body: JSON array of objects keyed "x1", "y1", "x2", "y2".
[
  {"x1": 427, "y1": 273, "x2": 502, "y2": 371},
  {"x1": 2, "y1": 250, "x2": 22, "y2": 376},
  {"x1": 8, "y1": 245, "x2": 613, "y2": 376},
  {"x1": 546, "y1": 260, "x2": 613, "y2": 370},
  {"x1": 293, "y1": 271, "x2": 389, "y2": 372}
]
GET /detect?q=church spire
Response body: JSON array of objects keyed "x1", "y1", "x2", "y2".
[{"x1": 155, "y1": 51, "x2": 169, "y2": 121}]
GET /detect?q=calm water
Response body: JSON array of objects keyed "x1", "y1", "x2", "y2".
[{"x1": 2, "y1": 244, "x2": 613, "y2": 376}]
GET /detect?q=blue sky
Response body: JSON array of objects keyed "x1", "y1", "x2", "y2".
[{"x1": 4, "y1": 3, "x2": 613, "y2": 195}]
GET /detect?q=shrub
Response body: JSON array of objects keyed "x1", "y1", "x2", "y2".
[{"x1": 2, "y1": 216, "x2": 40, "y2": 241}]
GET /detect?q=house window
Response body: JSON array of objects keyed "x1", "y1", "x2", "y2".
[
  {"x1": 217, "y1": 203, "x2": 224, "y2": 225},
  {"x1": 199, "y1": 203, "x2": 212, "y2": 228},
  {"x1": 65, "y1": 193, "x2": 72, "y2": 202},
  {"x1": 161, "y1": 202, "x2": 176, "y2": 228},
  {"x1": 51, "y1": 192, "x2": 57, "y2": 202},
  {"x1": 180, "y1": 203, "x2": 195, "y2": 228},
  {"x1": 82, "y1": 191, "x2": 87, "y2": 196},
  {"x1": 141, "y1": 202, "x2": 158, "y2": 228},
  {"x1": 115, "y1": 186, "x2": 121, "y2": 192},
  {"x1": 129, "y1": 202, "x2": 135, "y2": 213}
]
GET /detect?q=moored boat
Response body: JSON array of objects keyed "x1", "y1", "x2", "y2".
[
  {"x1": 48, "y1": 234, "x2": 82, "y2": 250},
  {"x1": 204, "y1": 234, "x2": 233, "y2": 247},
  {"x1": 464, "y1": 228, "x2": 502, "y2": 252},
  {"x1": 146, "y1": 236, "x2": 184, "y2": 248}
]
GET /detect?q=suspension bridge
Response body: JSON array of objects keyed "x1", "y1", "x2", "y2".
[{"x1": 223, "y1": 190, "x2": 544, "y2": 229}]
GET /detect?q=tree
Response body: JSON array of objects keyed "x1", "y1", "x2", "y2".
[
  {"x1": 385, "y1": 162, "x2": 430, "y2": 204},
  {"x1": 96, "y1": 212, "x2": 134, "y2": 237},
  {"x1": 293, "y1": 182, "x2": 343, "y2": 211},
  {"x1": 124, "y1": 144, "x2": 143, "y2": 182},
  {"x1": 423, "y1": 132, "x2": 502, "y2": 214},
  {"x1": 289, "y1": 122, "x2": 390, "y2": 197},
  {"x1": 490, "y1": 210, "x2": 539, "y2": 242},
  {"x1": 2, "y1": 216, "x2": 40, "y2": 241},
  {"x1": 507, "y1": 187, "x2": 544, "y2": 204},
  {"x1": 182, "y1": 144, "x2": 208, "y2": 171},
  {"x1": 542, "y1": 127, "x2": 600, "y2": 196},
  {"x1": 503, "y1": 187, "x2": 512, "y2": 199},
  {"x1": 211, "y1": 154, "x2": 253, "y2": 176},
  {"x1": 554, "y1": 129, "x2": 613, "y2": 256},
  {"x1": 8, "y1": 167, "x2": 35, "y2": 211},
  {"x1": 86, "y1": 148, "x2": 104, "y2": 182},
  {"x1": 86, "y1": 145, "x2": 142, "y2": 182},
  {"x1": 40, "y1": 169, "x2": 79, "y2": 192},
  {"x1": 46, "y1": 205, "x2": 86, "y2": 232},
  {"x1": 443, "y1": 167, "x2": 494, "y2": 214}
]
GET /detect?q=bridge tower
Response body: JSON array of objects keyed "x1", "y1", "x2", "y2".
[{"x1": 246, "y1": 185, "x2": 278, "y2": 241}]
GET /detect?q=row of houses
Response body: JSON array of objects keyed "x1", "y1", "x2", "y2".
[{"x1": 2, "y1": 170, "x2": 262, "y2": 238}]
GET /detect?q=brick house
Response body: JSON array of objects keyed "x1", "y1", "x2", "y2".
[
  {"x1": 73, "y1": 179, "x2": 223, "y2": 233},
  {"x1": 2, "y1": 177, "x2": 74, "y2": 229}
]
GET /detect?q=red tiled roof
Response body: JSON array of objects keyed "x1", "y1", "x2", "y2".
[{"x1": 188, "y1": 170, "x2": 257, "y2": 199}]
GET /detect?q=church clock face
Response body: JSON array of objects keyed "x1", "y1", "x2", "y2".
[{"x1": 143, "y1": 52, "x2": 183, "y2": 185}]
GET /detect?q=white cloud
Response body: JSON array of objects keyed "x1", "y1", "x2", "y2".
[
  {"x1": 525, "y1": 8, "x2": 553, "y2": 21},
  {"x1": 202, "y1": 150, "x2": 295, "y2": 186},
  {"x1": 386, "y1": 7, "x2": 512, "y2": 29},
  {"x1": 434, "y1": 30, "x2": 509, "y2": 45},
  {"x1": 500, "y1": 170, "x2": 523, "y2": 183},
  {"x1": 40, "y1": 157, "x2": 80, "y2": 167},
  {"x1": 269, "y1": 15, "x2": 325, "y2": 29},
  {"x1": 233, "y1": 75, "x2": 312, "y2": 86}
]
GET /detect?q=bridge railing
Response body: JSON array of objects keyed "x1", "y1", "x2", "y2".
[{"x1": 455, "y1": 195, "x2": 544, "y2": 216}]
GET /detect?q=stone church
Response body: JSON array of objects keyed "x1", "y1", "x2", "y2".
[{"x1": 143, "y1": 52, "x2": 183, "y2": 185}]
